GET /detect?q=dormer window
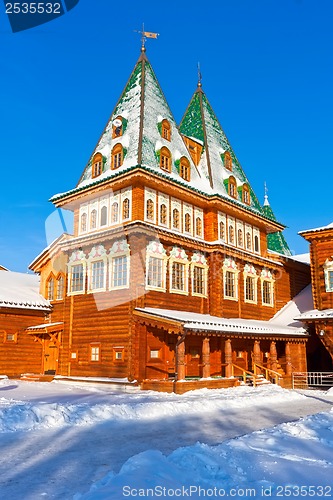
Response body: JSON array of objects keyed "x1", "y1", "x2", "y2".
[
  {"x1": 242, "y1": 184, "x2": 250, "y2": 205},
  {"x1": 161, "y1": 119, "x2": 171, "y2": 141},
  {"x1": 179, "y1": 157, "x2": 191, "y2": 182},
  {"x1": 112, "y1": 117, "x2": 123, "y2": 138},
  {"x1": 111, "y1": 144, "x2": 123, "y2": 169},
  {"x1": 160, "y1": 147, "x2": 171, "y2": 173},
  {"x1": 223, "y1": 151, "x2": 232, "y2": 171},
  {"x1": 92, "y1": 153, "x2": 103, "y2": 178},
  {"x1": 228, "y1": 176, "x2": 237, "y2": 199}
]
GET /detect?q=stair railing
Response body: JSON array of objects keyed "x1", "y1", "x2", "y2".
[
  {"x1": 231, "y1": 363, "x2": 257, "y2": 387},
  {"x1": 253, "y1": 362, "x2": 282, "y2": 385}
]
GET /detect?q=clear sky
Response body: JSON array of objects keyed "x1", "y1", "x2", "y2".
[{"x1": 0, "y1": 0, "x2": 332, "y2": 272}]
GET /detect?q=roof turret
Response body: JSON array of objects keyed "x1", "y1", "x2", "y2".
[{"x1": 262, "y1": 187, "x2": 292, "y2": 256}]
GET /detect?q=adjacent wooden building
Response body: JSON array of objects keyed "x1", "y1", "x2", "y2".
[
  {"x1": 1, "y1": 48, "x2": 314, "y2": 391},
  {"x1": 297, "y1": 223, "x2": 333, "y2": 368}
]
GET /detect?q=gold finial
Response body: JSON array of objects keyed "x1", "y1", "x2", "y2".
[{"x1": 134, "y1": 23, "x2": 159, "y2": 52}]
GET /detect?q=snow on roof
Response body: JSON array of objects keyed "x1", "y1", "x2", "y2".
[
  {"x1": 26, "y1": 322, "x2": 63, "y2": 331},
  {"x1": 136, "y1": 307, "x2": 307, "y2": 336},
  {"x1": 299, "y1": 221, "x2": 333, "y2": 234},
  {"x1": 295, "y1": 308, "x2": 333, "y2": 321},
  {"x1": 288, "y1": 253, "x2": 310, "y2": 265},
  {"x1": 0, "y1": 271, "x2": 50, "y2": 311},
  {"x1": 270, "y1": 284, "x2": 313, "y2": 328}
]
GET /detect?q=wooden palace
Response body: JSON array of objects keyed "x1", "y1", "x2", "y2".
[{"x1": 0, "y1": 46, "x2": 317, "y2": 391}]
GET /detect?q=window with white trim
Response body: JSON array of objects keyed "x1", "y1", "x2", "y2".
[
  {"x1": 109, "y1": 240, "x2": 130, "y2": 289},
  {"x1": 261, "y1": 269, "x2": 274, "y2": 306},
  {"x1": 68, "y1": 250, "x2": 86, "y2": 295},
  {"x1": 191, "y1": 253, "x2": 208, "y2": 297},
  {"x1": 243, "y1": 264, "x2": 257, "y2": 304},
  {"x1": 90, "y1": 344, "x2": 100, "y2": 362},
  {"x1": 87, "y1": 246, "x2": 107, "y2": 292},
  {"x1": 56, "y1": 274, "x2": 65, "y2": 300},
  {"x1": 145, "y1": 242, "x2": 167, "y2": 291},
  {"x1": 223, "y1": 258, "x2": 239, "y2": 300},
  {"x1": 46, "y1": 274, "x2": 55, "y2": 301},
  {"x1": 169, "y1": 247, "x2": 189, "y2": 295},
  {"x1": 323, "y1": 258, "x2": 333, "y2": 292}
]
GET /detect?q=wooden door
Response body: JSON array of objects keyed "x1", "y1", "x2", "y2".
[{"x1": 43, "y1": 339, "x2": 58, "y2": 374}]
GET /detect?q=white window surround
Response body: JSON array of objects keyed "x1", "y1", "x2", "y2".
[
  {"x1": 260, "y1": 269, "x2": 274, "y2": 307},
  {"x1": 194, "y1": 207, "x2": 204, "y2": 238},
  {"x1": 191, "y1": 253, "x2": 208, "y2": 297},
  {"x1": 158, "y1": 193, "x2": 170, "y2": 228},
  {"x1": 145, "y1": 241, "x2": 167, "y2": 292},
  {"x1": 87, "y1": 245, "x2": 108, "y2": 293},
  {"x1": 121, "y1": 188, "x2": 132, "y2": 222},
  {"x1": 324, "y1": 258, "x2": 333, "y2": 292},
  {"x1": 253, "y1": 227, "x2": 260, "y2": 254},
  {"x1": 67, "y1": 250, "x2": 87, "y2": 296},
  {"x1": 218, "y1": 212, "x2": 226, "y2": 241},
  {"x1": 144, "y1": 188, "x2": 157, "y2": 224},
  {"x1": 109, "y1": 239, "x2": 130, "y2": 290},
  {"x1": 183, "y1": 204, "x2": 193, "y2": 235},
  {"x1": 243, "y1": 264, "x2": 258, "y2": 304},
  {"x1": 223, "y1": 258, "x2": 239, "y2": 301},
  {"x1": 169, "y1": 247, "x2": 189, "y2": 295}
]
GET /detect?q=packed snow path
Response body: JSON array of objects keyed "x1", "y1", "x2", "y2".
[{"x1": 0, "y1": 379, "x2": 332, "y2": 499}]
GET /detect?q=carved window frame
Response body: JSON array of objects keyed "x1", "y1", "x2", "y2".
[
  {"x1": 223, "y1": 258, "x2": 239, "y2": 301},
  {"x1": 145, "y1": 241, "x2": 167, "y2": 292},
  {"x1": 109, "y1": 240, "x2": 130, "y2": 290},
  {"x1": 169, "y1": 247, "x2": 189, "y2": 295}
]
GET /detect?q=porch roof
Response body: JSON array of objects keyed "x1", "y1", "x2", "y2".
[
  {"x1": 135, "y1": 308, "x2": 308, "y2": 337},
  {"x1": 295, "y1": 309, "x2": 333, "y2": 321},
  {"x1": 26, "y1": 322, "x2": 64, "y2": 334}
]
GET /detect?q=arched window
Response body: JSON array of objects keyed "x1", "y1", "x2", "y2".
[
  {"x1": 123, "y1": 198, "x2": 130, "y2": 220},
  {"x1": 160, "y1": 204, "x2": 167, "y2": 225},
  {"x1": 219, "y1": 221, "x2": 225, "y2": 240},
  {"x1": 146, "y1": 199, "x2": 154, "y2": 221},
  {"x1": 229, "y1": 225, "x2": 235, "y2": 244},
  {"x1": 179, "y1": 157, "x2": 191, "y2": 181},
  {"x1": 92, "y1": 152, "x2": 103, "y2": 178},
  {"x1": 184, "y1": 213, "x2": 191, "y2": 232},
  {"x1": 161, "y1": 119, "x2": 171, "y2": 141},
  {"x1": 100, "y1": 206, "x2": 108, "y2": 226},
  {"x1": 90, "y1": 209, "x2": 97, "y2": 230},
  {"x1": 112, "y1": 116, "x2": 123, "y2": 138},
  {"x1": 111, "y1": 202, "x2": 119, "y2": 223},
  {"x1": 111, "y1": 143, "x2": 123, "y2": 169},
  {"x1": 223, "y1": 151, "x2": 232, "y2": 171},
  {"x1": 46, "y1": 275, "x2": 55, "y2": 301},
  {"x1": 237, "y1": 229, "x2": 243, "y2": 247},
  {"x1": 173, "y1": 208, "x2": 180, "y2": 229},
  {"x1": 246, "y1": 232, "x2": 252, "y2": 250},
  {"x1": 160, "y1": 147, "x2": 171, "y2": 172},
  {"x1": 242, "y1": 184, "x2": 250, "y2": 205},
  {"x1": 228, "y1": 176, "x2": 237, "y2": 199},
  {"x1": 254, "y1": 235, "x2": 260, "y2": 253},
  {"x1": 81, "y1": 212, "x2": 87, "y2": 233},
  {"x1": 196, "y1": 217, "x2": 202, "y2": 237},
  {"x1": 56, "y1": 274, "x2": 65, "y2": 300}
]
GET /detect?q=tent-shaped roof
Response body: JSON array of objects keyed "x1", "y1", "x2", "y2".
[
  {"x1": 51, "y1": 50, "x2": 207, "y2": 204},
  {"x1": 179, "y1": 85, "x2": 263, "y2": 213}
]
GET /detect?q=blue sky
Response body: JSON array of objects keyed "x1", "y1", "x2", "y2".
[{"x1": 0, "y1": 0, "x2": 332, "y2": 272}]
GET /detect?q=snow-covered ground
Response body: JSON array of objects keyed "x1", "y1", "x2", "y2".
[{"x1": 0, "y1": 377, "x2": 332, "y2": 499}]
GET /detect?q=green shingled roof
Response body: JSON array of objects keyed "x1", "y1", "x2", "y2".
[{"x1": 263, "y1": 200, "x2": 292, "y2": 256}]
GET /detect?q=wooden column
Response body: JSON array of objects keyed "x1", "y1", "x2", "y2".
[
  {"x1": 270, "y1": 341, "x2": 277, "y2": 372},
  {"x1": 176, "y1": 336, "x2": 186, "y2": 381},
  {"x1": 253, "y1": 340, "x2": 261, "y2": 374},
  {"x1": 202, "y1": 337, "x2": 210, "y2": 378},
  {"x1": 285, "y1": 342, "x2": 292, "y2": 375},
  {"x1": 225, "y1": 339, "x2": 233, "y2": 378}
]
